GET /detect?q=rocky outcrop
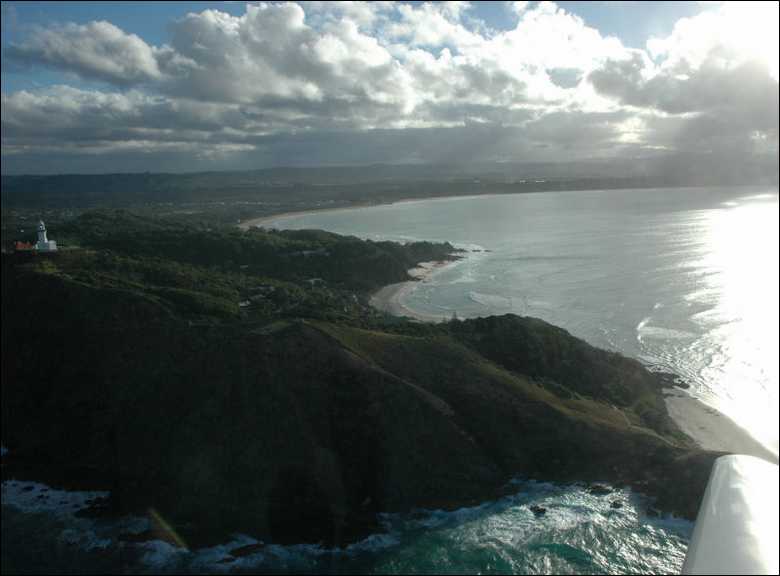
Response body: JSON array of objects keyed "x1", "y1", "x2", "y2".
[{"x1": 1, "y1": 253, "x2": 719, "y2": 548}]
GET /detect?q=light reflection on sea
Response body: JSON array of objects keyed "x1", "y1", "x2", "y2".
[
  {"x1": 1, "y1": 477, "x2": 692, "y2": 574},
  {"x1": 270, "y1": 186, "x2": 779, "y2": 457}
]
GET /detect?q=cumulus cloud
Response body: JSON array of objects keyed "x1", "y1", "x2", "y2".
[
  {"x1": 1, "y1": 1, "x2": 777, "y2": 172},
  {"x1": 301, "y1": 1, "x2": 395, "y2": 30},
  {"x1": 6, "y1": 20, "x2": 170, "y2": 86},
  {"x1": 588, "y1": 2, "x2": 779, "y2": 159},
  {"x1": 1, "y1": 85, "x2": 312, "y2": 149},
  {"x1": 647, "y1": 1, "x2": 779, "y2": 81},
  {"x1": 161, "y1": 2, "x2": 421, "y2": 132},
  {"x1": 385, "y1": 2, "x2": 484, "y2": 49},
  {"x1": 591, "y1": 54, "x2": 778, "y2": 122},
  {"x1": 506, "y1": 2, "x2": 530, "y2": 17}
]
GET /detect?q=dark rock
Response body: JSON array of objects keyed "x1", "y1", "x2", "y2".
[
  {"x1": 530, "y1": 505, "x2": 547, "y2": 517},
  {"x1": 21, "y1": 485, "x2": 34, "y2": 492},
  {"x1": 588, "y1": 484, "x2": 612, "y2": 496},
  {"x1": 118, "y1": 530, "x2": 158, "y2": 544},
  {"x1": 118, "y1": 528, "x2": 184, "y2": 548},
  {"x1": 230, "y1": 543, "x2": 265, "y2": 558},
  {"x1": 655, "y1": 371, "x2": 690, "y2": 390},
  {"x1": 610, "y1": 500, "x2": 623, "y2": 509},
  {"x1": 74, "y1": 497, "x2": 114, "y2": 519},
  {"x1": 1, "y1": 242, "x2": 720, "y2": 547}
]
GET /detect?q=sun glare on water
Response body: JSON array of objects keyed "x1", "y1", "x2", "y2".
[{"x1": 698, "y1": 194, "x2": 780, "y2": 455}]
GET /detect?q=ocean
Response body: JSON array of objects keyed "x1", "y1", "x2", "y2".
[
  {"x1": 3, "y1": 185, "x2": 776, "y2": 574},
  {"x1": 270, "y1": 186, "x2": 779, "y2": 458},
  {"x1": 1, "y1": 477, "x2": 691, "y2": 574}
]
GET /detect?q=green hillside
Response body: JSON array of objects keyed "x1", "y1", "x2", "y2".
[{"x1": 1, "y1": 211, "x2": 718, "y2": 548}]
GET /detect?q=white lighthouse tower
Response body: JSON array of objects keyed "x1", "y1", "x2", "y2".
[{"x1": 35, "y1": 220, "x2": 57, "y2": 252}]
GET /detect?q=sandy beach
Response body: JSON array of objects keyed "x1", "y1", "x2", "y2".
[
  {"x1": 372, "y1": 269, "x2": 779, "y2": 464},
  {"x1": 369, "y1": 260, "x2": 460, "y2": 323},
  {"x1": 237, "y1": 204, "x2": 372, "y2": 230},
  {"x1": 237, "y1": 193, "x2": 506, "y2": 231},
  {"x1": 664, "y1": 389, "x2": 778, "y2": 463},
  {"x1": 237, "y1": 196, "x2": 445, "y2": 231},
  {"x1": 242, "y1": 200, "x2": 780, "y2": 466}
]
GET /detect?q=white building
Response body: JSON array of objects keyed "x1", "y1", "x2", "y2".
[{"x1": 35, "y1": 220, "x2": 57, "y2": 252}]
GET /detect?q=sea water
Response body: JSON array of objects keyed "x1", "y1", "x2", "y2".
[
  {"x1": 1, "y1": 477, "x2": 691, "y2": 574},
  {"x1": 3, "y1": 186, "x2": 776, "y2": 574},
  {"x1": 271, "y1": 186, "x2": 779, "y2": 458}
]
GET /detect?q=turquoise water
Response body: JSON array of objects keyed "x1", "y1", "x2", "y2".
[
  {"x1": 4, "y1": 186, "x2": 776, "y2": 574},
  {"x1": 269, "y1": 186, "x2": 779, "y2": 458},
  {"x1": 2, "y1": 478, "x2": 692, "y2": 574}
]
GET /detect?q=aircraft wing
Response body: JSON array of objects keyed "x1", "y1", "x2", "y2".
[{"x1": 682, "y1": 454, "x2": 778, "y2": 575}]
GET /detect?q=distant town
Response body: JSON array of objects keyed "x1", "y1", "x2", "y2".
[{"x1": 3, "y1": 156, "x2": 778, "y2": 249}]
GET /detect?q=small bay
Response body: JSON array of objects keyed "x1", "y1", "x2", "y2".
[{"x1": 269, "y1": 186, "x2": 779, "y2": 459}]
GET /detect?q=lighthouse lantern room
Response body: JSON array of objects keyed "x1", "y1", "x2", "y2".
[{"x1": 35, "y1": 220, "x2": 58, "y2": 252}]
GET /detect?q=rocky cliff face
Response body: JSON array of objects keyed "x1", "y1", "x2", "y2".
[{"x1": 2, "y1": 236, "x2": 718, "y2": 548}]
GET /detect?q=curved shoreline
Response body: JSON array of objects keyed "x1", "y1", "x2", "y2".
[
  {"x1": 241, "y1": 194, "x2": 779, "y2": 465},
  {"x1": 371, "y1": 267, "x2": 779, "y2": 464},
  {"x1": 238, "y1": 191, "x2": 537, "y2": 231},
  {"x1": 236, "y1": 185, "x2": 738, "y2": 232},
  {"x1": 369, "y1": 260, "x2": 459, "y2": 323},
  {"x1": 664, "y1": 390, "x2": 778, "y2": 463},
  {"x1": 238, "y1": 203, "x2": 377, "y2": 230},
  {"x1": 238, "y1": 197, "x2": 445, "y2": 231}
]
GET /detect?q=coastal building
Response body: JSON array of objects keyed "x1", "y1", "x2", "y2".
[
  {"x1": 35, "y1": 221, "x2": 57, "y2": 252},
  {"x1": 13, "y1": 241, "x2": 35, "y2": 252}
]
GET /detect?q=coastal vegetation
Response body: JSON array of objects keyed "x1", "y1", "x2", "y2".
[
  {"x1": 2, "y1": 211, "x2": 720, "y2": 548},
  {"x1": 5, "y1": 156, "x2": 777, "y2": 246}
]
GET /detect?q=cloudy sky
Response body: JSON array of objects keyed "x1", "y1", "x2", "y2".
[{"x1": 1, "y1": 1, "x2": 778, "y2": 174}]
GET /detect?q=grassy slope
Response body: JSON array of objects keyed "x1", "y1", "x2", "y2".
[{"x1": 1, "y1": 211, "x2": 718, "y2": 547}]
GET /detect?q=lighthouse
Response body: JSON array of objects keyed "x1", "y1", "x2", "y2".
[{"x1": 35, "y1": 220, "x2": 57, "y2": 252}]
